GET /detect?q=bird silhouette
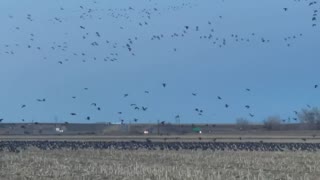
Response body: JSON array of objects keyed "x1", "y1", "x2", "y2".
[
  {"x1": 162, "y1": 83, "x2": 166, "y2": 88},
  {"x1": 70, "y1": 113, "x2": 77, "y2": 116},
  {"x1": 217, "y1": 96, "x2": 222, "y2": 100},
  {"x1": 315, "y1": 84, "x2": 318, "y2": 88},
  {"x1": 21, "y1": 105, "x2": 26, "y2": 108}
]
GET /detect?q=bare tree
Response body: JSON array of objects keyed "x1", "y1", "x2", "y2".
[
  {"x1": 236, "y1": 118, "x2": 250, "y2": 130},
  {"x1": 263, "y1": 116, "x2": 282, "y2": 130},
  {"x1": 298, "y1": 107, "x2": 320, "y2": 129}
]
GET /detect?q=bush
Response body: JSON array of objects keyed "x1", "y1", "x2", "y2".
[
  {"x1": 263, "y1": 116, "x2": 282, "y2": 130},
  {"x1": 236, "y1": 118, "x2": 250, "y2": 130},
  {"x1": 298, "y1": 107, "x2": 320, "y2": 129}
]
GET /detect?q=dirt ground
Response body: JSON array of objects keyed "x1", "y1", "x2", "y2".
[{"x1": 1, "y1": 149, "x2": 319, "y2": 180}]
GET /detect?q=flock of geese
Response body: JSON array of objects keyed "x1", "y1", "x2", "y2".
[{"x1": 0, "y1": 0, "x2": 319, "y2": 124}]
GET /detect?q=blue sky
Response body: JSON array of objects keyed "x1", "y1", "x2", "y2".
[{"x1": 0, "y1": 0, "x2": 319, "y2": 124}]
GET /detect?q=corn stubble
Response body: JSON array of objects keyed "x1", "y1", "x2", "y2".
[{"x1": 0, "y1": 149, "x2": 319, "y2": 180}]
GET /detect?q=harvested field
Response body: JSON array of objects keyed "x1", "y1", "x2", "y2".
[{"x1": 1, "y1": 149, "x2": 320, "y2": 180}]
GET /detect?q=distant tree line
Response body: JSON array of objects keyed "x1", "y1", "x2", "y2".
[{"x1": 236, "y1": 106, "x2": 320, "y2": 130}]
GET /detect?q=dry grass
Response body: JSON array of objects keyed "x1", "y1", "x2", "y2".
[{"x1": 1, "y1": 149, "x2": 320, "y2": 180}]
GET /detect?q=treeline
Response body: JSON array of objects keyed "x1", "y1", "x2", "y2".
[{"x1": 236, "y1": 107, "x2": 320, "y2": 130}]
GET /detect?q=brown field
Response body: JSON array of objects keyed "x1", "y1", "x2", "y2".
[{"x1": 1, "y1": 148, "x2": 320, "y2": 180}]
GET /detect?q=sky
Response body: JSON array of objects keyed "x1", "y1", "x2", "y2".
[{"x1": 0, "y1": 0, "x2": 319, "y2": 124}]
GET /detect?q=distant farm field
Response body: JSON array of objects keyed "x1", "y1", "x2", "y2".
[{"x1": 1, "y1": 149, "x2": 320, "y2": 180}]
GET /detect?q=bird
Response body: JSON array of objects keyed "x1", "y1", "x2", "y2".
[
  {"x1": 134, "y1": 118, "x2": 138, "y2": 122},
  {"x1": 246, "y1": 88, "x2": 251, "y2": 92},
  {"x1": 142, "y1": 106, "x2": 148, "y2": 111},
  {"x1": 124, "y1": 94, "x2": 129, "y2": 97},
  {"x1": 162, "y1": 83, "x2": 166, "y2": 88},
  {"x1": 217, "y1": 96, "x2": 222, "y2": 100},
  {"x1": 86, "y1": 116, "x2": 90, "y2": 120},
  {"x1": 97, "y1": 107, "x2": 101, "y2": 111},
  {"x1": 0, "y1": 119, "x2": 3, "y2": 122},
  {"x1": 249, "y1": 113, "x2": 254, "y2": 117},
  {"x1": 144, "y1": 91, "x2": 150, "y2": 94},
  {"x1": 91, "y1": 103, "x2": 97, "y2": 106},
  {"x1": 225, "y1": 104, "x2": 229, "y2": 108},
  {"x1": 21, "y1": 104, "x2": 26, "y2": 108},
  {"x1": 283, "y1": 8, "x2": 288, "y2": 11},
  {"x1": 70, "y1": 113, "x2": 77, "y2": 116},
  {"x1": 315, "y1": 84, "x2": 318, "y2": 88},
  {"x1": 245, "y1": 105, "x2": 250, "y2": 109},
  {"x1": 192, "y1": 93, "x2": 197, "y2": 96}
]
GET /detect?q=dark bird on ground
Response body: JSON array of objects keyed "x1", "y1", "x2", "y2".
[
  {"x1": 118, "y1": 112, "x2": 122, "y2": 114},
  {"x1": 0, "y1": 119, "x2": 3, "y2": 122},
  {"x1": 162, "y1": 83, "x2": 166, "y2": 88},
  {"x1": 70, "y1": 113, "x2": 77, "y2": 116},
  {"x1": 142, "y1": 106, "x2": 148, "y2": 111},
  {"x1": 245, "y1": 105, "x2": 250, "y2": 109},
  {"x1": 192, "y1": 93, "x2": 197, "y2": 96},
  {"x1": 86, "y1": 116, "x2": 90, "y2": 120},
  {"x1": 315, "y1": 84, "x2": 318, "y2": 88},
  {"x1": 84, "y1": 88, "x2": 88, "y2": 90},
  {"x1": 225, "y1": 104, "x2": 229, "y2": 108},
  {"x1": 294, "y1": 111, "x2": 298, "y2": 115},
  {"x1": 72, "y1": 96, "x2": 76, "y2": 99},
  {"x1": 21, "y1": 105, "x2": 26, "y2": 108},
  {"x1": 249, "y1": 113, "x2": 254, "y2": 117},
  {"x1": 283, "y1": 8, "x2": 288, "y2": 11},
  {"x1": 144, "y1": 91, "x2": 149, "y2": 94},
  {"x1": 134, "y1": 118, "x2": 138, "y2": 122},
  {"x1": 124, "y1": 94, "x2": 128, "y2": 97},
  {"x1": 246, "y1": 88, "x2": 251, "y2": 91},
  {"x1": 91, "y1": 103, "x2": 97, "y2": 106},
  {"x1": 97, "y1": 107, "x2": 101, "y2": 111},
  {"x1": 217, "y1": 96, "x2": 222, "y2": 100}
]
